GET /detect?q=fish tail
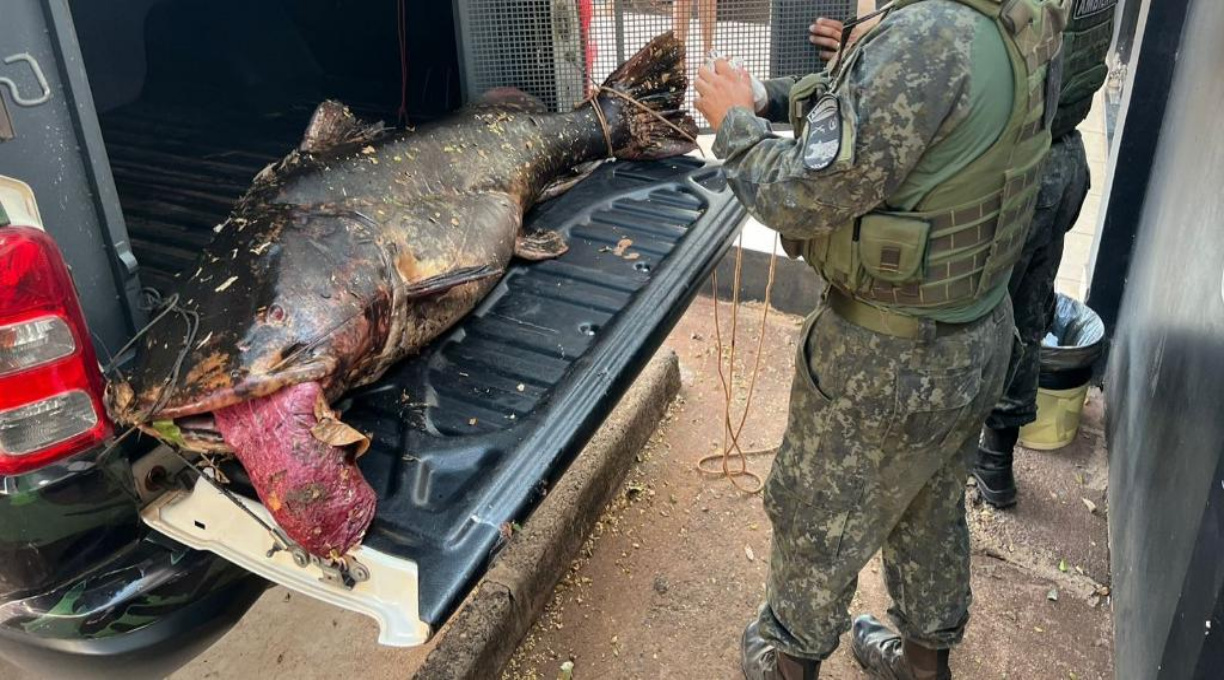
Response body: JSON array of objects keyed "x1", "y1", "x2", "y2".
[{"x1": 594, "y1": 31, "x2": 698, "y2": 160}]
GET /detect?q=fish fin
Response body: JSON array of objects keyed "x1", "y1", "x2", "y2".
[
  {"x1": 594, "y1": 32, "x2": 698, "y2": 160},
  {"x1": 403, "y1": 264, "x2": 504, "y2": 298},
  {"x1": 300, "y1": 100, "x2": 386, "y2": 154},
  {"x1": 538, "y1": 160, "x2": 605, "y2": 202},
  {"x1": 472, "y1": 87, "x2": 548, "y2": 113},
  {"x1": 514, "y1": 230, "x2": 569, "y2": 261}
]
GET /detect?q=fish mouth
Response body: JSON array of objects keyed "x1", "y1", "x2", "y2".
[{"x1": 110, "y1": 360, "x2": 336, "y2": 451}]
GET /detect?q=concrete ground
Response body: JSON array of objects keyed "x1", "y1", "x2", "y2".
[{"x1": 504, "y1": 297, "x2": 1113, "y2": 680}]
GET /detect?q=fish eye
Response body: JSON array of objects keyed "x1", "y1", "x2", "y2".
[{"x1": 268, "y1": 304, "x2": 287, "y2": 324}]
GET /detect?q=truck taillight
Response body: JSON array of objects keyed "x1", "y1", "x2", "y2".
[{"x1": 0, "y1": 226, "x2": 111, "y2": 475}]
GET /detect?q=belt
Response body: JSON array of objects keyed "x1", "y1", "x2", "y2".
[{"x1": 827, "y1": 289, "x2": 972, "y2": 340}]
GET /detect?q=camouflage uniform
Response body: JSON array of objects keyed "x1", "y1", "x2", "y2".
[
  {"x1": 712, "y1": 0, "x2": 1062, "y2": 666},
  {"x1": 757, "y1": 298, "x2": 1012, "y2": 657},
  {"x1": 984, "y1": 133, "x2": 1090, "y2": 431}
]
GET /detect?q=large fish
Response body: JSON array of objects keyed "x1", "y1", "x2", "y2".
[{"x1": 106, "y1": 33, "x2": 696, "y2": 558}]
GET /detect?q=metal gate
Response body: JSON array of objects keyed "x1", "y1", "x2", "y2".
[{"x1": 452, "y1": 0, "x2": 857, "y2": 127}]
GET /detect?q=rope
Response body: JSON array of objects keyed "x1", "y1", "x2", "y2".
[
  {"x1": 141, "y1": 305, "x2": 199, "y2": 422},
  {"x1": 584, "y1": 82, "x2": 705, "y2": 160},
  {"x1": 729, "y1": 232, "x2": 779, "y2": 446},
  {"x1": 588, "y1": 95, "x2": 616, "y2": 159},
  {"x1": 94, "y1": 292, "x2": 200, "y2": 506},
  {"x1": 103, "y1": 292, "x2": 182, "y2": 375},
  {"x1": 396, "y1": 0, "x2": 410, "y2": 127},
  {"x1": 170, "y1": 448, "x2": 289, "y2": 550},
  {"x1": 102, "y1": 292, "x2": 200, "y2": 423},
  {"x1": 100, "y1": 293, "x2": 290, "y2": 553},
  {"x1": 580, "y1": 75, "x2": 762, "y2": 493},
  {"x1": 697, "y1": 233, "x2": 780, "y2": 494}
]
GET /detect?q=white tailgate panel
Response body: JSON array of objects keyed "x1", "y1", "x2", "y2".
[{"x1": 143, "y1": 478, "x2": 431, "y2": 647}]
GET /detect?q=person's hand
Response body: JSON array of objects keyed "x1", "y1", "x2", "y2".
[
  {"x1": 811, "y1": 15, "x2": 883, "y2": 62},
  {"x1": 694, "y1": 59, "x2": 755, "y2": 132},
  {"x1": 809, "y1": 18, "x2": 845, "y2": 62}
]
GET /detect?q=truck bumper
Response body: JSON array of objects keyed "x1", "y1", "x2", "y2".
[{"x1": 0, "y1": 537, "x2": 266, "y2": 679}]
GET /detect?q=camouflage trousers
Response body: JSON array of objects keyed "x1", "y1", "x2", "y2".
[
  {"x1": 758, "y1": 295, "x2": 1014, "y2": 660},
  {"x1": 986, "y1": 132, "x2": 1091, "y2": 430}
]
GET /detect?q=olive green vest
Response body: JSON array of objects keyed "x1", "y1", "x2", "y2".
[
  {"x1": 1051, "y1": 0, "x2": 1116, "y2": 139},
  {"x1": 799, "y1": 0, "x2": 1067, "y2": 316}
]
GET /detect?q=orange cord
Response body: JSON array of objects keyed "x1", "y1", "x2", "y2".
[{"x1": 697, "y1": 233, "x2": 780, "y2": 494}]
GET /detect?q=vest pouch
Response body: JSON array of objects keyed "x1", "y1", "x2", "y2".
[
  {"x1": 857, "y1": 213, "x2": 929, "y2": 285},
  {"x1": 805, "y1": 221, "x2": 862, "y2": 291},
  {"x1": 977, "y1": 154, "x2": 1046, "y2": 295}
]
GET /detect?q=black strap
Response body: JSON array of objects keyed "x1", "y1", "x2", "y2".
[{"x1": 831, "y1": 2, "x2": 896, "y2": 74}]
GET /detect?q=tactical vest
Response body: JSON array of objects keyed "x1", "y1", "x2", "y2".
[
  {"x1": 798, "y1": 0, "x2": 1067, "y2": 314},
  {"x1": 1051, "y1": 0, "x2": 1116, "y2": 139}
]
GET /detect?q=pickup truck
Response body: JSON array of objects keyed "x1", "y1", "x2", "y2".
[{"x1": 0, "y1": 1, "x2": 744, "y2": 677}]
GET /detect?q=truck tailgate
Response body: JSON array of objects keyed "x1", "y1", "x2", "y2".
[
  {"x1": 351, "y1": 157, "x2": 742, "y2": 626},
  {"x1": 136, "y1": 150, "x2": 745, "y2": 642}
]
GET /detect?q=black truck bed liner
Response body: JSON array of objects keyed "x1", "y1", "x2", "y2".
[{"x1": 100, "y1": 104, "x2": 745, "y2": 628}]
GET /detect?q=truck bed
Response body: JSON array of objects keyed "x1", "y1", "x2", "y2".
[{"x1": 101, "y1": 104, "x2": 745, "y2": 628}]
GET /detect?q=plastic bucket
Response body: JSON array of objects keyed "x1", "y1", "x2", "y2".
[
  {"x1": 1019, "y1": 383, "x2": 1091, "y2": 450},
  {"x1": 1017, "y1": 294, "x2": 1105, "y2": 451}
]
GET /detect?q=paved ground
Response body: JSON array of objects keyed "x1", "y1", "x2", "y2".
[
  {"x1": 1, "y1": 298, "x2": 1113, "y2": 680},
  {"x1": 504, "y1": 296, "x2": 1113, "y2": 680}
]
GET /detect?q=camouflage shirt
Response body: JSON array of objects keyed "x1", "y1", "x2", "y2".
[{"x1": 712, "y1": 0, "x2": 1008, "y2": 242}]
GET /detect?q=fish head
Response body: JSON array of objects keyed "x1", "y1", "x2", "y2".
[{"x1": 106, "y1": 207, "x2": 392, "y2": 449}]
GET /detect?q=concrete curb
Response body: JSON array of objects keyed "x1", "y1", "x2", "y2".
[{"x1": 412, "y1": 350, "x2": 682, "y2": 680}]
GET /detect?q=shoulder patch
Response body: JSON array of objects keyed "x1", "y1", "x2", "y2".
[{"x1": 802, "y1": 95, "x2": 842, "y2": 171}]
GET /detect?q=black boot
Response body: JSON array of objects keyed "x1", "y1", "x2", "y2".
[
  {"x1": 851, "y1": 615, "x2": 951, "y2": 680},
  {"x1": 741, "y1": 619, "x2": 821, "y2": 680},
  {"x1": 973, "y1": 425, "x2": 1019, "y2": 508}
]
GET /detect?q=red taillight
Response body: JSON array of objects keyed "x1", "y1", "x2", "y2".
[{"x1": 0, "y1": 226, "x2": 111, "y2": 475}]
